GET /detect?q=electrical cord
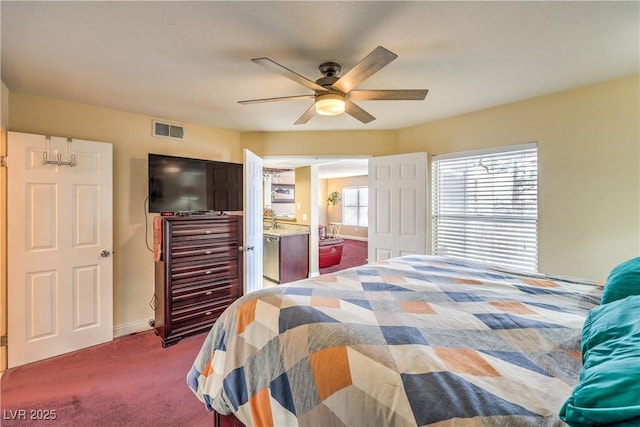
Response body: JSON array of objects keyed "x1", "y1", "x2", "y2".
[
  {"x1": 145, "y1": 196, "x2": 157, "y2": 317},
  {"x1": 144, "y1": 196, "x2": 153, "y2": 252}
]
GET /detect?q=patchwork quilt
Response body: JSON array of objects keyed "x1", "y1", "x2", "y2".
[{"x1": 187, "y1": 255, "x2": 601, "y2": 426}]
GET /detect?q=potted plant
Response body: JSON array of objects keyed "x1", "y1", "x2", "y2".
[{"x1": 327, "y1": 191, "x2": 341, "y2": 206}]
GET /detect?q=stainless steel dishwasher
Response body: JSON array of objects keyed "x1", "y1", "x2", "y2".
[{"x1": 263, "y1": 234, "x2": 280, "y2": 282}]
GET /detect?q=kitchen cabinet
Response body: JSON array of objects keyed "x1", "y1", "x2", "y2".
[{"x1": 263, "y1": 232, "x2": 309, "y2": 283}]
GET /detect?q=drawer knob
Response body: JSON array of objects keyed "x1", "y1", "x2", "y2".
[
  {"x1": 205, "y1": 291, "x2": 213, "y2": 296},
  {"x1": 205, "y1": 230, "x2": 213, "y2": 234},
  {"x1": 205, "y1": 250, "x2": 213, "y2": 255},
  {"x1": 205, "y1": 311, "x2": 212, "y2": 316},
  {"x1": 204, "y1": 270, "x2": 212, "y2": 275}
]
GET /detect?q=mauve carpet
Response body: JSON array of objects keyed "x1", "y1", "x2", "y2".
[
  {"x1": 319, "y1": 238, "x2": 368, "y2": 275},
  {"x1": 0, "y1": 331, "x2": 212, "y2": 427},
  {"x1": 1, "y1": 240, "x2": 368, "y2": 426}
]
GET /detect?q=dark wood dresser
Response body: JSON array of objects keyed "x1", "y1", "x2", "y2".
[{"x1": 154, "y1": 215, "x2": 242, "y2": 347}]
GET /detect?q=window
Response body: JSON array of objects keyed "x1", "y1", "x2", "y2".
[
  {"x1": 342, "y1": 186, "x2": 368, "y2": 227},
  {"x1": 432, "y1": 143, "x2": 538, "y2": 271}
]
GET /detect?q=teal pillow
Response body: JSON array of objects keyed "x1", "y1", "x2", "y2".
[
  {"x1": 559, "y1": 295, "x2": 640, "y2": 426},
  {"x1": 601, "y1": 257, "x2": 640, "y2": 304}
]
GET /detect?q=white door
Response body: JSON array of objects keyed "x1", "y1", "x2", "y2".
[
  {"x1": 243, "y1": 149, "x2": 263, "y2": 294},
  {"x1": 368, "y1": 152, "x2": 428, "y2": 262},
  {"x1": 1, "y1": 132, "x2": 6, "y2": 371},
  {"x1": 8, "y1": 132, "x2": 113, "y2": 368}
]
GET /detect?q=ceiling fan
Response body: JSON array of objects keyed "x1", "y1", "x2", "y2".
[{"x1": 238, "y1": 46, "x2": 428, "y2": 125}]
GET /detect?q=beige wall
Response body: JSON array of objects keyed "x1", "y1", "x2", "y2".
[
  {"x1": 4, "y1": 74, "x2": 638, "y2": 338},
  {"x1": 240, "y1": 130, "x2": 398, "y2": 157},
  {"x1": 325, "y1": 175, "x2": 369, "y2": 240},
  {"x1": 294, "y1": 166, "x2": 312, "y2": 226},
  {"x1": 318, "y1": 179, "x2": 329, "y2": 228},
  {"x1": 398, "y1": 74, "x2": 640, "y2": 281},
  {"x1": 294, "y1": 166, "x2": 320, "y2": 274},
  {"x1": 7, "y1": 92, "x2": 243, "y2": 335}
]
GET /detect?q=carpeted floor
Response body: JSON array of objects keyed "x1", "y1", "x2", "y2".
[
  {"x1": 319, "y1": 238, "x2": 368, "y2": 275},
  {"x1": 0, "y1": 241, "x2": 368, "y2": 427},
  {"x1": 0, "y1": 331, "x2": 212, "y2": 427}
]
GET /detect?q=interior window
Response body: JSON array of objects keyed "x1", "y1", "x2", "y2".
[{"x1": 342, "y1": 186, "x2": 368, "y2": 227}]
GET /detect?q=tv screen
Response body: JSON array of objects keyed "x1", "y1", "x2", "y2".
[{"x1": 148, "y1": 154, "x2": 243, "y2": 213}]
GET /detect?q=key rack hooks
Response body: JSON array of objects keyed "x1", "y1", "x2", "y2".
[{"x1": 42, "y1": 136, "x2": 76, "y2": 167}]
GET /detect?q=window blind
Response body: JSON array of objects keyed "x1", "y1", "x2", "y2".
[{"x1": 432, "y1": 144, "x2": 538, "y2": 272}]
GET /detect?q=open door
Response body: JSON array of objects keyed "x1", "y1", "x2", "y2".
[
  {"x1": 368, "y1": 152, "x2": 428, "y2": 262},
  {"x1": 8, "y1": 132, "x2": 113, "y2": 368},
  {"x1": 243, "y1": 149, "x2": 263, "y2": 294},
  {"x1": 0, "y1": 128, "x2": 6, "y2": 371}
]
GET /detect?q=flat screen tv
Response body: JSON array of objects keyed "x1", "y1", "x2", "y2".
[{"x1": 148, "y1": 153, "x2": 243, "y2": 213}]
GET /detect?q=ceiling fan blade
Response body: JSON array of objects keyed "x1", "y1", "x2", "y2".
[
  {"x1": 345, "y1": 100, "x2": 375, "y2": 124},
  {"x1": 331, "y1": 46, "x2": 398, "y2": 94},
  {"x1": 294, "y1": 104, "x2": 316, "y2": 125},
  {"x1": 252, "y1": 58, "x2": 328, "y2": 93},
  {"x1": 348, "y1": 89, "x2": 428, "y2": 101},
  {"x1": 238, "y1": 94, "x2": 314, "y2": 105}
]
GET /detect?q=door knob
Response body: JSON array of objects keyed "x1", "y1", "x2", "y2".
[{"x1": 100, "y1": 250, "x2": 111, "y2": 258}]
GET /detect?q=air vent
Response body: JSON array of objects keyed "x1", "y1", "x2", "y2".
[{"x1": 152, "y1": 120, "x2": 185, "y2": 140}]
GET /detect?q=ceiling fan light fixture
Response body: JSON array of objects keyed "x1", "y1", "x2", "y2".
[{"x1": 315, "y1": 93, "x2": 345, "y2": 116}]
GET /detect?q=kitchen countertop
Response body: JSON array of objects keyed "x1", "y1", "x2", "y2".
[
  {"x1": 263, "y1": 215, "x2": 297, "y2": 222},
  {"x1": 263, "y1": 228, "x2": 310, "y2": 237}
]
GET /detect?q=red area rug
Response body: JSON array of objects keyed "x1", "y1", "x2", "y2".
[
  {"x1": 319, "y1": 238, "x2": 368, "y2": 275},
  {"x1": 0, "y1": 331, "x2": 212, "y2": 426}
]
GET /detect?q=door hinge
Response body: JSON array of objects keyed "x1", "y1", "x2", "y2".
[
  {"x1": 0, "y1": 156, "x2": 6, "y2": 168},
  {"x1": 0, "y1": 335, "x2": 6, "y2": 347}
]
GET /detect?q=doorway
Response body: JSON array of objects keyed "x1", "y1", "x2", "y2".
[{"x1": 263, "y1": 156, "x2": 370, "y2": 277}]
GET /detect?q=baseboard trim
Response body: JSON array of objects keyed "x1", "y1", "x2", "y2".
[{"x1": 113, "y1": 319, "x2": 153, "y2": 338}]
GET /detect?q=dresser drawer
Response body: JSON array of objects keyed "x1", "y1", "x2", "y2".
[
  {"x1": 171, "y1": 221, "x2": 239, "y2": 241},
  {"x1": 170, "y1": 242, "x2": 238, "y2": 264},
  {"x1": 170, "y1": 218, "x2": 239, "y2": 232},
  {"x1": 171, "y1": 279, "x2": 240, "y2": 310},
  {"x1": 171, "y1": 260, "x2": 239, "y2": 285},
  {"x1": 171, "y1": 298, "x2": 235, "y2": 331}
]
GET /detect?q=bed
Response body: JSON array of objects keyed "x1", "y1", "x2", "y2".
[{"x1": 187, "y1": 255, "x2": 603, "y2": 426}]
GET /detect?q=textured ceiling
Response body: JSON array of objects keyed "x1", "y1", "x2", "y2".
[{"x1": 2, "y1": 1, "x2": 638, "y2": 134}]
